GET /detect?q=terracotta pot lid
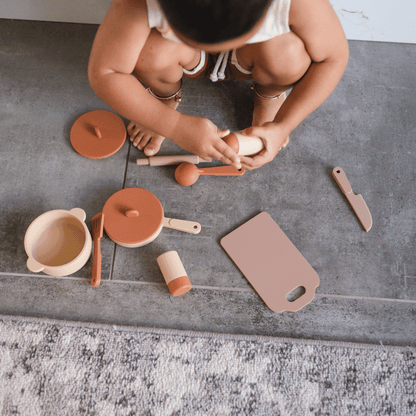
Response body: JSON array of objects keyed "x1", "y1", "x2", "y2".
[
  {"x1": 102, "y1": 188, "x2": 164, "y2": 247},
  {"x1": 70, "y1": 110, "x2": 127, "y2": 159}
]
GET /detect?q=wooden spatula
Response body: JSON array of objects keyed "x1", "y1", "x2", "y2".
[{"x1": 91, "y1": 212, "x2": 104, "y2": 287}]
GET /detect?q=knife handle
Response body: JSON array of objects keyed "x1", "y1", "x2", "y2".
[{"x1": 332, "y1": 167, "x2": 353, "y2": 194}]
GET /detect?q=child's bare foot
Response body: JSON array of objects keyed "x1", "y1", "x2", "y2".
[
  {"x1": 127, "y1": 86, "x2": 181, "y2": 156},
  {"x1": 251, "y1": 84, "x2": 289, "y2": 147}
]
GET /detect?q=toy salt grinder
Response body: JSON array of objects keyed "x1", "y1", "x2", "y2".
[{"x1": 157, "y1": 251, "x2": 192, "y2": 296}]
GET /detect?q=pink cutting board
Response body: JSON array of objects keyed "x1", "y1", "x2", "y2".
[{"x1": 221, "y1": 212, "x2": 320, "y2": 313}]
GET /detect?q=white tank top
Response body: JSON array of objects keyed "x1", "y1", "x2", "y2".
[{"x1": 146, "y1": 0, "x2": 291, "y2": 45}]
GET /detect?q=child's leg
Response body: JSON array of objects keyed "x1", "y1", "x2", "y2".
[
  {"x1": 128, "y1": 29, "x2": 200, "y2": 155},
  {"x1": 236, "y1": 31, "x2": 312, "y2": 127}
]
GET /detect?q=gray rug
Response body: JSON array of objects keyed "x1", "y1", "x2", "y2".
[{"x1": 0, "y1": 315, "x2": 415, "y2": 416}]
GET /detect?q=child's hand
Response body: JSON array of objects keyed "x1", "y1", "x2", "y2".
[
  {"x1": 172, "y1": 114, "x2": 241, "y2": 169},
  {"x1": 238, "y1": 122, "x2": 289, "y2": 170}
]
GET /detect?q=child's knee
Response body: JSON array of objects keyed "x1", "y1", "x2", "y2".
[
  {"x1": 254, "y1": 34, "x2": 311, "y2": 87},
  {"x1": 282, "y1": 35, "x2": 311, "y2": 80},
  {"x1": 133, "y1": 30, "x2": 185, "y2": 82},
  {"x1": 134, "y1": 50, "x2": 179, "y2": 82}
]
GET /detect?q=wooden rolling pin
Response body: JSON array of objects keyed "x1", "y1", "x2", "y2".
[
  {"x1": 136, "y1": 132, "x2": 272, "y2": 166},
  {"x1": 136, "y1": 154, "x2": 203, "y2": 166}
]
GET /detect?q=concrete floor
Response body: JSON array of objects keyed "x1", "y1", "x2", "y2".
[{"x1": 1, "y1": 19, "x2": 415, "y2": 347}]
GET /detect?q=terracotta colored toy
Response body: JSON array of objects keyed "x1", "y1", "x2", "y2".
[
  {"x1": 70, "y1": 110, "x2": 127, "y2": 159},
  {"x1": 175, "y1": 163, "x2": 245, "y2": 186},
  {"x1": 136, "y1": 154, "x2": 205, "y2": 166},
  {"x1": 24, "y1": 208, "x2": 92, "y2": 277},
  {"x1": 223, "y1": 132, "x2": 264, "y2": 156},
  {"x1": 332, "y1": 167, "x2": 372, "y2": 232},
  {"x1": 102, "y1": 188, "x2": 201, "y2": 247},
  {"x1": 221, "y1": 212, "x2": 320, "y2": 313},
  {"x1": 157, "y1": 250, "x2": 192, "y2": 296},
  {"x1": 91, "y1": 212, "x2": 104, "y2": 287}
]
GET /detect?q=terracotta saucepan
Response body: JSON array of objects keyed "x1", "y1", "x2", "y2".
[{"x1": 102, "y1": 188, "x2": 201, "y2": 248}]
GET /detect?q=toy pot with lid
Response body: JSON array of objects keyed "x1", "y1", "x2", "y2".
[
  {"x1": 102, "y1": 188, "x2": 201, "y2": 248},
  {"x1": 24, "y1": 208, "x2": 92, "y2": 277}
]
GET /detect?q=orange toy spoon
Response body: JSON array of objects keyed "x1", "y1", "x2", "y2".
[{"x1": 175, "y1": 162, "x2": 245, "y2": 186}]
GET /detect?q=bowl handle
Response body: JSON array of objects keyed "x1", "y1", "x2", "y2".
[
  {"x1": 69, "y1": 208, "x2": 87, "y2": 222},
  {"x1": 27, "y1": 257, "x2": 44, "y2": 273}
]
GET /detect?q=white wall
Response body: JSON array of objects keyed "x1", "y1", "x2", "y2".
[
  {"x1": 0, "y1": 0, "x2": 415, "y2": 44},
  {"x1": 331, "y1": 0, "x2": 416, "y2": 43},
  {"x1": 0, "y1": 0, "x2": 112, "y2": 26}
]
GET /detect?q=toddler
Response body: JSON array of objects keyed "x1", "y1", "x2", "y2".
[{"x1": 88, "y1": 0, "x2": 349, "y2": 169}]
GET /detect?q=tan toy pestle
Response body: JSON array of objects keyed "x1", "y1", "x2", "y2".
[
  {"x1": 223, "y1": 132, "x2": 265, "y2": 156},
  {"x1": 157, "y1": 251, "x2": 192, "y2": 296},
  {"x1": 102, "y1": 188, "x2": 201, "y2": 248},
  {"x1": 223, "y1": 131, "x2": 289, "y2": 155},
  {"x1": 175, "y1": 163, "x2": 245, "y2": 186}
]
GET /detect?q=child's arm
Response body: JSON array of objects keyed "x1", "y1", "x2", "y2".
[
  {"x1": 88, "y1": 0, "x2": 240, "y2": 167},
  {"x1": 240, "y1": 0, "x2": 349, "y2": 170}
]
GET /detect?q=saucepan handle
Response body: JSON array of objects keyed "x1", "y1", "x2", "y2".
[{"x1": 162, "y1": 217, "x2": 202, "y2": 234}]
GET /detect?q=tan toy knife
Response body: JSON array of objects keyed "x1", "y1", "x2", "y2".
[{"x1": 332, "y1": 167, "x2": 372, "y2": 232}]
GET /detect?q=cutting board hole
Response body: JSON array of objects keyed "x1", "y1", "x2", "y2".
[{"x1": 286, "y1": 286, "x2": 306, "y2": 302}]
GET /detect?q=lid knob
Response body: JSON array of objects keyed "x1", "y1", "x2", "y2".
[
  {"x1": 93, "y1": 125, "x2": 102, "y2": 138},
  {"x1": 125, "y1": 210, "x2": 139, "y2": 218}
]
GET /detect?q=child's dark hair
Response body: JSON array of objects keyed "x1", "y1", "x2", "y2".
[{"x1": 158, "y1": 0, "x2": 273, "y2": 44}]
